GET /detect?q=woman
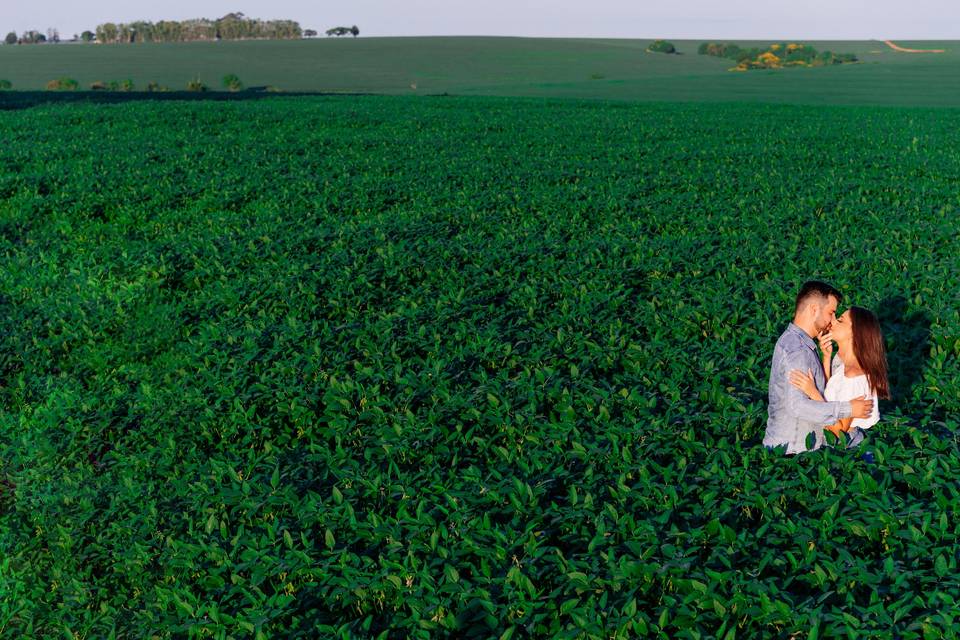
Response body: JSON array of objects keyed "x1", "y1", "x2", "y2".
[{"x1": 789, "y1": 306, "x2": 890, "y2": 447}]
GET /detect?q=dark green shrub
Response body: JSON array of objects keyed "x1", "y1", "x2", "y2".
[
  {"x1": 0, "y1": 79, "x2": 11, "y2": 90},
  {"x1": 647, "y1": 39, "x2": 676, "y2": 54},
  {"x1": 45, "y1": 77, "x2": 80, "y2": 91},
  {"x1": 222, "y1": 74, "x2": 244, "y2": 92},
  {"x1": 90, "y1": 80, "x2": 135, "y2": 91},
  {"x1": 699, "y1": 42, "x2": 728, "y2": 57}
]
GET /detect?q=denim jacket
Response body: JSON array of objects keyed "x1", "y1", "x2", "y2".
[{"x1": 763, "y1": 323, "x2": 852, "y2": 454}]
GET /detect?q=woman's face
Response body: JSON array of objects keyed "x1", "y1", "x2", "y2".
[{"x1": 832, "y1": 309, "x2": 853, "y2": 342}]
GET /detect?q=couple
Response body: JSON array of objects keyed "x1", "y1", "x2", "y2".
[{"x1": 763, "y1": 280, "x2": 890, "y2": 454}]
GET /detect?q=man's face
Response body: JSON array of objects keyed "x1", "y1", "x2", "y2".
[{"x1": 814, "y1": 295, "x2": 839, "y2": 332}]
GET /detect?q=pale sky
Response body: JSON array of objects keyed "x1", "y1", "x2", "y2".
[{"x1": 1, "y1": 0, "x2": 956, "y2": 41}]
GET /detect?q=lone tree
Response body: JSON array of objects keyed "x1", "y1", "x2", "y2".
[
  {"x1": 351, "y1": 25, "x2": 359, "y2": 37},
  {"x1": 4, "y1": 32, "x2": 16, "y2": 45},
  {"x1": 303, "y1": 29, "x2": 317, "y2": 37},
  {"x1": 81, "y1": 30, "x2": 95, "y2": 42}
]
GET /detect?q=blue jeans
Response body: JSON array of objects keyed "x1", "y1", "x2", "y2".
[{"x1": 845, "y1": 427, "x2": 866, "y2": 449}]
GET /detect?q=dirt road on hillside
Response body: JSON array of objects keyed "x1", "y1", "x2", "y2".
[{"x1": 883, "y1": 40, "x2": 945, "y2": 53}]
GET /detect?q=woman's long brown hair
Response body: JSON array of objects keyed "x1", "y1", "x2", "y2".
[{"x1": 850, "y1": 306, "x2": 890, "y2": 399}]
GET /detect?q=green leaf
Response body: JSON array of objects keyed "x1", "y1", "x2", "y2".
[
  {"x1": 721, "y1": 524, "x2": 736, "y2": 544},
  {"x1": 935, "y1": 555, "x2": 948, "y2": 577},
  {"x1": 205, "y1": 513, "x2": 216, "y2": 535},
  {"x1": 445, "y1": 565, "x2": 460, "y2": 583},
  {"x1": 173, "y1": 595, "x2": 194, "y2": 617},
  {"x1": 713, "y1": 599, "x2": 726, "y2": 616},
  {"x1": 814, "y1": 564, "x2": 828, "y2": 585},
  {"x1": 567, "y1": 571, "x2": 590, "y2": 588},
  {"x1": 325, "y1": 528, "x2": 335, "y2": 550}
]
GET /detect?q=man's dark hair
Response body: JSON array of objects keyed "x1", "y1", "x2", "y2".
[{"x1": 794, "y1": 280, "x2": 842, "y2": 314}]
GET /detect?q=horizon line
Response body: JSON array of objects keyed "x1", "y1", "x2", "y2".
[{"x1": 7, "y1": 34, "x2": 956, "y2": 42}]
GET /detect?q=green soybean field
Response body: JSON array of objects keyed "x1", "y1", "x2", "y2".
[{"x1": 1, "y1": 95, "x2": 959, "y2": 638}]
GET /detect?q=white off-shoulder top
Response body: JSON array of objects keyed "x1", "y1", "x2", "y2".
[{"x1": 824, "y1": 358, "x2": 879, "y2": 429}]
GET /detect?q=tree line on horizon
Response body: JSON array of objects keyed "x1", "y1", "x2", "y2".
[
  {"x1": 94, "y1": 13, "x2": 302, "y2": 44},
  {"x1": 5, "y1": 29, "x2": 63, "y2": 45},
  {"x1": 3, "y1": 15, "x2": 363, "y2": 45}
]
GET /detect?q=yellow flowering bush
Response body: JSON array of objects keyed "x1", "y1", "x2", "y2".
[
  {"x1": 702, "y1": 41, "x2": 857, "y2": 70},
  {"x1": 757, "y1": 52, "x2": 781, "y2": 67}
]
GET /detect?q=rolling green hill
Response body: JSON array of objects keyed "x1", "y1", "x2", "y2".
[{"x1": 0, "y1": 37, "x2": 958, "y2": 106}]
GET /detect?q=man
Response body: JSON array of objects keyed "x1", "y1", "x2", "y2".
[{"x1": 763, "y1": 280, "x2": 873, "y2": 454}]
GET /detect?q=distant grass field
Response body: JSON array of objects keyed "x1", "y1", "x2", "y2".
[{"x1": 1, "y1": 37, "x2": 959, "y2": 105}]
